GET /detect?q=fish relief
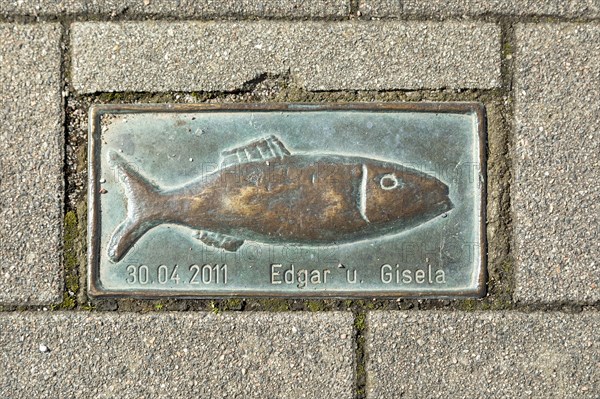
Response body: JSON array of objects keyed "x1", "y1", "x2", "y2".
[{"x1": 107, "y1": 135, "x2": 453, "y2": 262}]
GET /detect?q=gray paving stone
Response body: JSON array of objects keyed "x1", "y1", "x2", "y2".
[
  {"x1": 366, "y1": 311, "x2": 600, "y2": 398},
  {"x1": 0, "y1": 311, "x2": 354, "y2": 398},
  {"x1": 0, "y1": 0, "x2": 349, "y2": 18},
  {"x1": 513, "y1": 23, "x2": 600, "y2": 304},
  {"x1": 0, "y1": 24, "x2": 63, "y2": 305},
  {"x1": 357, "y1": 0, "x2": 401, "y2": 17},
  {"x1": 71, "y1": 21, "x2": 501, "y2": 93},
  {"x1": 358, "y1": 0, "x2": 600, "y2": 18}
]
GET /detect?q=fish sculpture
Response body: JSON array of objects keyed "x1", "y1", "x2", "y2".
[{"x1": 106, "y1": 135, "x2": 453, "y2": 262}]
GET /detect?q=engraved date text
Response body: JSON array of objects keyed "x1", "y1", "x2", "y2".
[{"x1": 125, "y1": 264, "x2": 228, "y2": 285}]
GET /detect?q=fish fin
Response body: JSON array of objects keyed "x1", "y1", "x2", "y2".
[
  {"x1": 106, "y1": 151, "x2": 162, "y2": 262},
  {"x1": 193, "y1": 231, "x2": 244, "y2": 252},
  {"x1": 220, "y1": 135, "x2": 290, "y2": 168}
]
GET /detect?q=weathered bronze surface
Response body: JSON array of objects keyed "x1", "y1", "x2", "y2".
[{"x1": 88, "y1": 103, "x2": 486, "y2": 298}]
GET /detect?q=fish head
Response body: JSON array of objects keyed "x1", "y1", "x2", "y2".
[{"x1": 362, "y1": 161, "x2": 453, "y2": 228}]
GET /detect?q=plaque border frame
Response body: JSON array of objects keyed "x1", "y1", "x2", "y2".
[{"x1": 88, "y1": 102, "x2": 487, "y2": 299}]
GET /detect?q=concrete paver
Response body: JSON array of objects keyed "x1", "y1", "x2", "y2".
[
  {"x1": 0, "y1": 4, "x2": 598, "y2": 399},
  {"x1": 0, "y1": 312, "x2": 355, "y2": 398},
  {"x1": 513, "y1": 23, "x2": 600, "y2": 303},
  {"x1": 0, "y1": 0, "x2": 349, "y2": 18},
  {"x1": 366, "y1": 311, "x2": 600, "y2": 398},
  {"x1": 0, "y1": 23, "x2": 63, "y2": 305},
  {"x1": 359, "y1": 0, "x2": 600, "y2": 18},
  {"x1": 71, "y1": 21, "x2": 501, "y2": 93}
]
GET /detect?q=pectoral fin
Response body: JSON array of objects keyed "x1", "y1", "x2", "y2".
[
  {"x1": 220, "y1": 135, "x2": 290, "y2": 168},
  {"x1": 193, "y1": 231, "x2": 244, "y2": 252}
]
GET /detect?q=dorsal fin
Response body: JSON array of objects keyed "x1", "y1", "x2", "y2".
[{"x1": 220, "y1": 135, "x2": 290, "y2": 168}]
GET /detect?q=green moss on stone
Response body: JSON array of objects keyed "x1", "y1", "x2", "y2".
[
  {"x1": 502, "y1": 42, "x2": 513, "y2": 57},
  {"x1": 460, "y1": 299, "x2": 477, "y2": 311},
  {"x1": 356, "y1": 363, "x2": 366, "y2": 396},
  {"x1": 61, "y1": 293, "x2": 76, "y2": 309},
  {"x1": 209, "y1": 301, "x2": 220, "y2": 314},
  {"x1": 224, "y1": 299, "x2": 243, "y2": 310},
  {"x1": 354, "y1": 313, "x2": 366, "y2": 330},
  {"x1": 80, "y1": 303, "x2": 96, "y2": 311},
  {"x1": 306, "y1": 301, "x2": 326, "y2": 312},
  {"x1": 97, "y1": 91, "x2": 177, "y2": 104},
  {"x1": 256, "y1": 299, "x2": 290, "y2": 312},
  {"x1": 63, "y1": 211, "x2": 80, "y2": 301}
]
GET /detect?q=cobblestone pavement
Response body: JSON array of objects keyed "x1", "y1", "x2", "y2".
[{"x1": 0, "y1": 1, "x2": 598, "y2": 398}]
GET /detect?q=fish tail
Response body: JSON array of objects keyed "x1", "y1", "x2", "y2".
[{"x1": 106, "y1": 151, "x2": 162, "y2": 262}]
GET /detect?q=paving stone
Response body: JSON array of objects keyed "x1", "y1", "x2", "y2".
[
  {"x1": 357, "y1": 0, "x2": 401, "y2": 17},
  {"x1": 366, "y1": 311, "x2": 600, "y2": 398},
  {"x1": 71, "y1": 21, "x2": 501, "y2": 93},
  {"x1": 513, "y1": 23, "x2": 600, "y2": 303},
  {"x1": 0, "y1": 311, "x2": 354, "y2": 398},
  {"x1": 0, "y1": 24, "x2": 63, "y2": 305},
  {"x1": 358, "y1": 0, "x2": 600, "y2": 18},
  {"x1": 0, "y1": 0, "x2": 349, "y2": 18}
]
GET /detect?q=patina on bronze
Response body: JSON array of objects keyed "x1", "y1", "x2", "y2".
[
  {"x1": 88, "y1": 103, "x2": 486, "y2": 298},
  {"x1": 108, "y1": 135, "x2": 453, "y2": 261}
]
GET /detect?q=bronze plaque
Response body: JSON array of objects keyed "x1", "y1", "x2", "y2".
[{"x1": 88, "y1": 103, "x2": 486, "y2": 298}]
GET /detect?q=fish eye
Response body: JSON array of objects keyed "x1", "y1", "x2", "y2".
[{"x1": 380, "y1": 173, "x2": 402, "y2": 190}]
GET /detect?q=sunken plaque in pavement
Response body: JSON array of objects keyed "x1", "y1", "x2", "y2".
[{"x1": 88, "y1": 103, "x2": 486, "y2": 298}]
